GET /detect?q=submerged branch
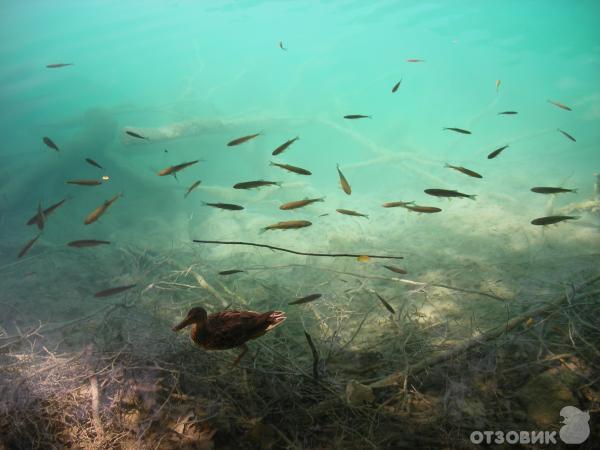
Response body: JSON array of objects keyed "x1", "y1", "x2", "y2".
[
  {"x1": 192, "y1": 239, "x2": 403, "y2": 260},
  {"x1": 304, "y1": 331, "x2": 320, "y2": 380},
  {"x1": 368, "y1": 273, "x2": 600, "y2": 389}
]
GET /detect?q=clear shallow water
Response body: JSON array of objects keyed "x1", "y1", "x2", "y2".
[{"x1": 0, "y1": 1, "x2": 599, "y2": 447}]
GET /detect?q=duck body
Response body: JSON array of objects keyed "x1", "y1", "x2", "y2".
[{"x1": 173, "y1": 307, "x2": 286, "y2": 350}]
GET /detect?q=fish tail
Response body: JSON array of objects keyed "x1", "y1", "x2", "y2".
[
  {"x1": 259, "y1": 227, "x2": 269, "y2": 234},
  {"x1": 317, "y1": 196, "x2": 326, "y2": 202},
  {"x1": 571, "y1": 189, "x2": 578, "y2": 194},
  {"x1": 275, "y1": 182, "x2": 283, "y2": 187},
  {"x1": 569, "y1": 216, "x2": 581, "y2": 221},
  {"x1": 269, "y1": 161, "x2": 276, "y2": 166},
  {"x1": 444, "y1": 162, "x2": 451, "y2": 168},
  {"x1": 467, "y1": 194, "x2": 477, "y2": 200}
]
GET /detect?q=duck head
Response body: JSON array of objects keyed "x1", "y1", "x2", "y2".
[{"x1": 172, "y1": 306, "x2": 208, "y2": 331}]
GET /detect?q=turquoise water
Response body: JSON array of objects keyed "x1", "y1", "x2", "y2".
[
  {"x1": 1, "y1": 1, "x2": 599, "y2": 448},
  {"x1": 1, "y1": 1, "x2": 599, "y2": 237}
]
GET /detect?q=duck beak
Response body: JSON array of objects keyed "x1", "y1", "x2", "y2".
[{"x1": 172, "y1": 317, "x2": 192, "y2": 332}]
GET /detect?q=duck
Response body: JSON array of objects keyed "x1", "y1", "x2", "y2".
[{"x1": 172, "y1": 306, "x2": 286, "y2": 365}]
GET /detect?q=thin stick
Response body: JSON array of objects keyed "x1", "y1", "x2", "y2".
[
  {"x1": 193, "y1": 239, "x2": 403, "y2": 260},
  {"x1": 304, "y1": 331, "x2": 320, "y2": 380},
  {"x1": 90, "y1": 375, "x2": 103, "y2": 438}
]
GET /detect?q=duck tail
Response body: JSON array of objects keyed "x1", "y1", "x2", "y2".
[{"x1": 266, "y1": 311, "x2": 287, "y2": 330}]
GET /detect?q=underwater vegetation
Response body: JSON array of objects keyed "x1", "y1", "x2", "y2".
[{"x1": 1, "y1": 1, "x2": 600, "y2": 449}]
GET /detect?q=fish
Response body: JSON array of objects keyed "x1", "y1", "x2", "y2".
[
  {"x1": 68, "y1": 240, "x2": 111, "y2": 248},
  {"x1": 233, "y1": 180, "x2": 281, "y2": 189},
  {"x1": 35, "y1": 202, "x2": 45, "y2": 231},
  {"x1": 424, "y1": 189, "x2": 476, "y2": 200},
  {"x1": 218, "y1": 269, "x2": 245, "y2": 275},
  {"x1": 84, "y1": 193, "x2": 122, "y2": 225},
  {"x1": 158, "y1": 160, "x2": 200, "y2": 178},
  {"x1": 66, "y1": 179, "x2": 103, "y2": 186},
  {"x1": 336, "y1": 208, "x2": 369, "y2": 219},
  {"x1": 557, "y1": 129, "x2": 576, "y2": 142},
  {"x1": 184, "y1": 180, "x2": 202, "y2": 198},
  {"x1": 46, "y1": 63, "x2": 73, "y2": 68},
  {"x1": 272, "y1": 136, "x2": 299, "y2": 156},
  {"x1": 279, "y1": 197, "x2": 325, "y2": 210},
  {"x1": 279, "y1": 41, "x2": 287, "y2": 51},
  {"x1": 383, "y1": 265, "x2": 408, "y2": 275},
  {"x1": 125, "y1": 130, "x2": 149, "y2": 140},
  {"x1": 263, "y1": 220, "x2": 312, "y2": 231},
  {"x1": 18, "y1": 234, "x2": 41, "y2": 258},
  {"x1": 85, "y1": 158, "x2": 103, "y2": 169},
  {"x1": 203, "y1": 202, "x2": 244, "y2": 210},
  {"x1": 94, "y1": 284, "x2": 137, "y2": 298},
  {"x1": 405, "y1": 205, "x2": 442, "y2": 213},
  {"x1": 531, "y1": 216, "x2": 579, "y2": 226},
  {"x1": 343, "y1": 114, "x2": 372, "y2": 119},
  {"x1": 382, "y1": 201, "x2": 414, "y2": 208},
  {"x1": 496, "y1": 79, "x2": 501, "y2": 93},
  {"x1": 392, "y1": 78, "x2": 402, "y2": 93},
  {"x1": 270, "y1": 161, "x2": 312, "y2": 175},
  {"x1": 357, "y1": 255, "x2": 371, "y2": 262},
  {"x1": 319, "y1": 213, "x2": 329, "y2": 217},
  {"x1": 337, "y1": 164, "x2": 351, "y2": 195},
  {"x1": 26, "y1": 198, "x2": 67, "y2": 226},
  {"x1": 498, "y1": 111, "x2": 518, "y2": 115},
  {"x1": 444, "y1": 163, "x2": 483, "y2": 179},
  {"x1": 289, "y1": 293, "x2": 322, "y2": 305},
  {"x1": 548, "y1": 100, "x2": 572, "y2": 111},
  {"x1": 406, "y1": 59, "x2": 425, "y2": 63},
  {"x1": 227, "y1": 133, "x2": 261, "y2": 146},
  {"x1": 374, "y1": 292, "x2": 395, "y2": 315},
  {"x1": 487, "y1": 145, "x2": 509, "y2": 159},
  {"x1": 443, "y1": 127, "x2": 471, "y2": 134},
  {"x1": 531, "y1": 187, "x2": 577, "y2": 195},
  {"x1": 43, "y1": 137, "x2": 59, "y2": 151}
]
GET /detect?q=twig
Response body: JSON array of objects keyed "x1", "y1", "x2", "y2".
[
  {"x1": 193, "y1": 239, "x2": 403, "y2": 260},
  {"x1": 189, "y1": 270, "x2": 227, "y2": 307},
  {"x1": 304, "y1": 331, "x2": 320, "y2": 380},
  {"x1": 90, "y1": 375, "x2": 103, "y2": 438}
]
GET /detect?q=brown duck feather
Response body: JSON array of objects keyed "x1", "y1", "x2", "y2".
[{"x1": 174, "y1": 307, "x2": 286, "y2": 350}]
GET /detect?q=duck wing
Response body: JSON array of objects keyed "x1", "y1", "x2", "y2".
[{"x1": 205, "y1": 311, "x2": 284, "y2": 349}]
